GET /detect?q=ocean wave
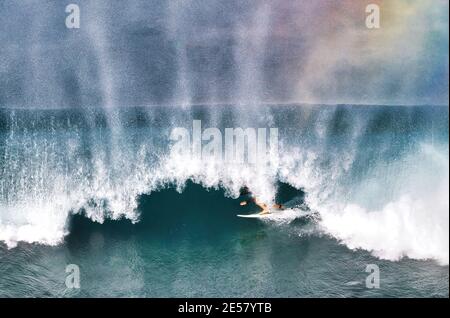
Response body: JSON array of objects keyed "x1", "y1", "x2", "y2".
[{"x1": 0, "y1": 107, "x2": 448, "y2": 266}]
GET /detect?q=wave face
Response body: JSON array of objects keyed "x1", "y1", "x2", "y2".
[{"x1": 0, "y1": 105, "x2": 448, "y2": 265}]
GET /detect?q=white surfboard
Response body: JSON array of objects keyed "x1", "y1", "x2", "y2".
[{"x1": 237, "y1": 212, "x2": 271, "y2": 218}]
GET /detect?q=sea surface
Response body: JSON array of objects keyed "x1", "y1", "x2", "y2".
[{"x1": 0, "y1": 104, "x2": 448, "y2": 297}]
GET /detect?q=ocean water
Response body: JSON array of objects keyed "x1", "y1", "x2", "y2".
[{"x1": 0, "y1": 104, "x2": 448, "y2": 297}]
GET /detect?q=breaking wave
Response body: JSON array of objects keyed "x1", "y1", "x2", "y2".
[{"x1": 0, "y1": 105, "x2": 448, "y2": 265}]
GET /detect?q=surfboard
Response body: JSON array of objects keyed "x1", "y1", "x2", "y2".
[{"x1": 237, "y1": 212, "x2": 271, "y2": 218}]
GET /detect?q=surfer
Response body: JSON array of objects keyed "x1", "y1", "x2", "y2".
[{"x1": 239, "y1": 187, "x2": 284, "y2": 215}]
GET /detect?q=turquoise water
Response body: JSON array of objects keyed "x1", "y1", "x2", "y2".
[{"x1": 0, "y1": 105, "x2": 448, "y2": 297}]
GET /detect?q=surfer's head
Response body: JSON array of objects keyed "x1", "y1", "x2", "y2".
[{"x1": 239, "y1": 186, "x2": 251, "y2": 196}]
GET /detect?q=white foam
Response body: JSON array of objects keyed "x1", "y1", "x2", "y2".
[
  {"x1": 301, "y1": 143, "x2": 449, "y2": 265},
  {"x1": 260, "y1": 208, "x2": 315, "y2": 224},
  {"x1": 0, "y1": 200, "x2": 70, "y2": 248}
]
